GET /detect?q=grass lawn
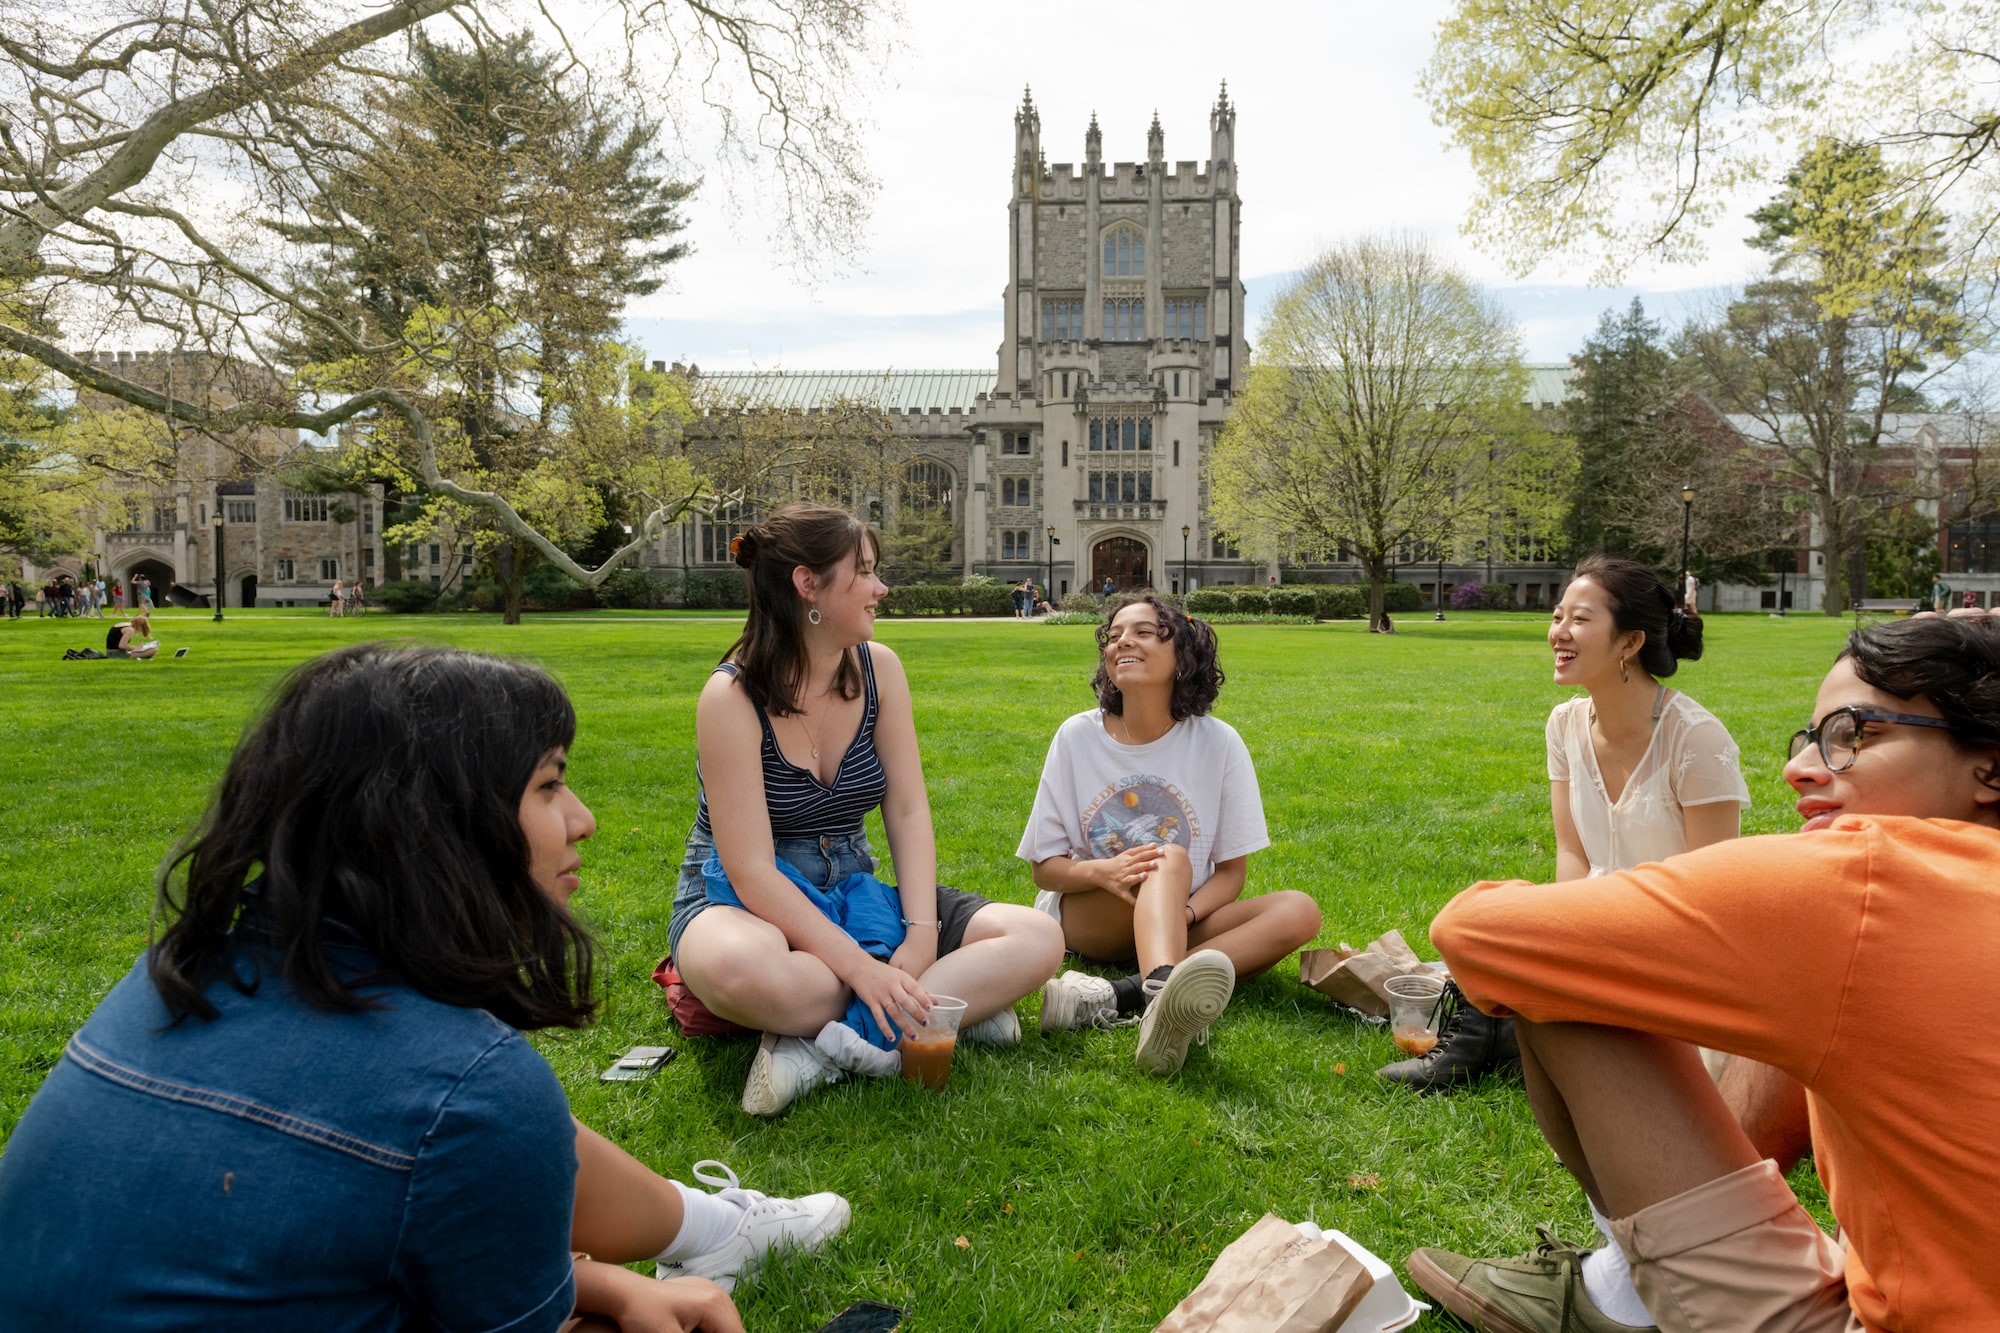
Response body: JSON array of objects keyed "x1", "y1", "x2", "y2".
[{"x1": 0, "y1": 607, "x2": 1854, "y2": 1329}]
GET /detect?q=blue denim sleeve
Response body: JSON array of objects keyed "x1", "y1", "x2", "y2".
[{"x1": 396, "y1": 1030, "x2": 578, "y2": 1333}]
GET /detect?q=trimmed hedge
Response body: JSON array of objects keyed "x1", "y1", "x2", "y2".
[
  {"x1": 373, "y1": 578, "x2": 442, "y2": 614},
  {"x1": 878, "y1": 582, "x2": 1019, "y2": 616},
  {"x1": 681, "y1": 572, "x2": 747, "y2": 610},
  {"x1": 1267, "y1": 586, "x2": 1318, "y2": 617},
  {"x1": 1229, "y1": 586, "x2": 1272, "y2": 614},
  {"x1": 1383, "y1": 581, "x2": 1423, "y2": 613},
  {"x1": 598, "y1": 567, "x2": 667, "y2": 609},
  {"x1": 1309, "y1": 584, "x2": 1366, "y2": 619},
  {"x1": 1183, "y1": 588, "x2": 1233, "y2": 615},
  {"x1": 1060, "y1": 591, "x2": 1101, "y2": 613}
]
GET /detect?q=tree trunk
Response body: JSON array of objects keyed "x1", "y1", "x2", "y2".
[
  {"x1": 1821, "y1": 519, "x2": 1850, "y2": 616},
  {"x1": 1365, "y1": 556, "x2": 1389, "y2": 631},
  {"x1": 496, "y1": 539, "x2": 524, "y2": 625}
]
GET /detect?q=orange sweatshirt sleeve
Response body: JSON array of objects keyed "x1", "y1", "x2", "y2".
[{"x1": 1431, "y1": 828, "x2": 1873, "y2": 1083}]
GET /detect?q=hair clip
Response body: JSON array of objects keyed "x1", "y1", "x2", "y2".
[{"x1": 728, "y1": 535, "x2": 744, "y2": 559}]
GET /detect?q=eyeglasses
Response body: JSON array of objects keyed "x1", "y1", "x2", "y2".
[
  {"x1": 1098, "y1": 621, "x2": 1173, "y2": 648},
  {"x1": 1787, "y1": 706, "x2": 1958, "y2": 772}
]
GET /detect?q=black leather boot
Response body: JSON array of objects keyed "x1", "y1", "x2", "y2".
[{"x1": 1376, "y1": 980, "x2": 1519, "y2": 1093}]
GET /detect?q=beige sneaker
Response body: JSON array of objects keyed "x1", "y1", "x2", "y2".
[{"x1": 1133, "y1": 950, "x2": 1234, "y2": 1076}]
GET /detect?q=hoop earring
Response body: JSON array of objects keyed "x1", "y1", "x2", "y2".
[
  {"x1": 807, "y1": 607, "x2": 822, "y2": 626},
  {"x1": 1619, "y1": 655, "x2": 1630, "y2": 685}
]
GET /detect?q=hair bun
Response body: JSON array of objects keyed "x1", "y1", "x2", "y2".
[{"x1": 1667, "y1": 604, "x2": 1705, "y2": 662}]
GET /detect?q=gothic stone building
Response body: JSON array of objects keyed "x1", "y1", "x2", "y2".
[
  {"x1": 19, "y1": 350, "x2": 385, "y2": 609},
  {"x1": 661, "y1": 88, "x2": 1582, "y2": 606},
  {"x1": 666, "y1": 87, "x2": 1256, "y2": 598}
]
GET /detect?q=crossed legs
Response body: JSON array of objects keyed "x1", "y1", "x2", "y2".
[
  {"x1": 1058, "y1": 844, "x2": 1323, "y2": 978},
  {"x1": 675, "y1": 901, "x2": 1063, "y2": 1036}
]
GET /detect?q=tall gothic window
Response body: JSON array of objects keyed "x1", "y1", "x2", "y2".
[
  {"x1": 903, "y1": 460, "x2": 955, "y2": 515},
  {"x1": 1165, "y1": 297, "x2": 1207, "y2": 339},
  {"x1": 1102, "y1": 226, "x2": 1144, "y2": 277},
  {"x1": 1088, "y1": 417, "x2": 1153, "y2": 450},
  {"x1": 1040, "y1": 298, "x2": 1083, "y2": 341},
  {"x1": 1102, "y1": 298, "x2": 1145, "y2": 342}
]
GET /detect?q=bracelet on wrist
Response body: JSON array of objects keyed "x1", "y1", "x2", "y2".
[{"x1": 902, "y1": 918, "x2": 942, "y2": 930}]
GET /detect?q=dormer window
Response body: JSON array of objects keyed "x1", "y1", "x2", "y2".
[{"x1": 1103, "y1": 226, "x2": 1144, "y2": 277}]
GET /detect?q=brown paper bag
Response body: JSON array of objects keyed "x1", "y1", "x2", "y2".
[
  {"x1": 1153, "y1": 1213, "x2": 1374, "y2": 1333},
  {"x1": 1299, "y1": 929, "x2": 1438, "y2": 1018}
]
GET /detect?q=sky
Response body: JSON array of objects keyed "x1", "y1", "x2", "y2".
[{"x1": 621, "y1": 0, "x2": 1776, "y2": 373}]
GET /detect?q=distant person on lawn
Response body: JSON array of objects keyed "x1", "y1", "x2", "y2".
[
  {"x1": 1409, "y1": 614, "x2": 2000, "y2": 1333},
  {"x1": 667, "y1": 503, "x2": 1063, "y2": 1116},
  {"x1": 0, "y1": 645, "x2": 851, "y2": 1331},
  {"x1": 1021, "y1": 592, "x2": 1322, "y2": 1075}
]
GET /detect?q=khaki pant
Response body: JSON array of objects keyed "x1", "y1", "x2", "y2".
[{"x1": 1609, "y1": 1160, "x2": 1861, "y2": 1333}]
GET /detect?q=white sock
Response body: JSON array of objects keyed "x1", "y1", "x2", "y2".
[
  {"x1": 656, "y1": 1179, "x2": 747, "y2": 1262},
  {"x1": 815, "y1": 1020, "x2": 902, "y2": 1078},
  {"x1": 1580, "y1": 1198, "x2": 1656, "y2": 1327}
]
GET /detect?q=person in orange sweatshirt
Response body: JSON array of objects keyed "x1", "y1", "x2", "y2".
[{"x1": 1411, "y1": 614, "x2": 2000, "y2": 1333}]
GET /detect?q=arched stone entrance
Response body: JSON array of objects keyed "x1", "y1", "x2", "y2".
[
  {"x1": 237, "y1": 573, "x2": 258, "y2": 609},
  {"x1": 1091, "y1": 535, "x2": 1150, "y2": 592},
  {"x1": 122, "y1": 557, "x2": 175, "y2": 613}
]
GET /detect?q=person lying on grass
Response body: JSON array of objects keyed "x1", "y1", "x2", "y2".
[
  {"x1": 1019, "y1": 592, "x2": 1322, "y2": 1075},
  {"x1": 0, "y1": 644, "x2": 848, "y2": 1332},
  {"x1": 667, "y1": 503, "x2": 1062, "y2": 1117},
  {"x1": 1410, "y1": 614, "x2": 2000, "y2": 1333}
]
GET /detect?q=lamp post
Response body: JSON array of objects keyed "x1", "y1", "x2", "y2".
[
  {"x1": 1046, "y1": 525, "x2": 1058, "y2": 604},
  {"x1": 211, "y1": 508, "x2": 225, "y2": 622},
  {"x1": 1436, "y1": 544, "x2": 1447, "y2": 621},
  {"x1": 1679, "y1": 484, "x2": 1696, "y2": 606},
  {"x1": 1181, "y1": 524, "x2": 1190, "y2": 596}
]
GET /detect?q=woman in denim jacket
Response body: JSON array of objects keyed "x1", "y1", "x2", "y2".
[{"x1": 0, "y1": 645, "x2": 845, "y2": 1330}]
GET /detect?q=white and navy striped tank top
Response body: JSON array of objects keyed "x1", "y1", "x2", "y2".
[{"x1": 693, "y1": 643, "x2": 889, "y2": 839}]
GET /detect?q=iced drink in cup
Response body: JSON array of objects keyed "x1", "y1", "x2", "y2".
[
  {"x1": 1384, "y1": 974, "x2": 1446, "y2": 1057},
  {"x1": 898, "y1": 995, "x2": 968, "y2": 1089}
]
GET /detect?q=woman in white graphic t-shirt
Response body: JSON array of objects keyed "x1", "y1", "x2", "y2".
[{"x1": 1018, "y1": 594, "x2": 1323, "y2": 1076}]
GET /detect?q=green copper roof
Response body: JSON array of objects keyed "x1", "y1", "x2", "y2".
[
  {"x1": 691, "y1": 369, "x2": 994, "y2": 413},
  {"x1": 686, "y1": 364, "x2": 1575, "y2": 412},
  {"x1": 1526, "y1": 363, "x2": 1577, "y2": 406}
]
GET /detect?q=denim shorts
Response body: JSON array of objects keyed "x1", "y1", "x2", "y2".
[{"x1": 668, "y1": 827, "x2": 987, "y2": 960}]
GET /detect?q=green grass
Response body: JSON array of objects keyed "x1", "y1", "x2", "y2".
[{"x1": 0, "y1": 607, "x2": 1852, "y2": 1329}]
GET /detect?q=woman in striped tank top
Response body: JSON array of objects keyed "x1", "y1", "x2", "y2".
[{"x1": 669, "y1": 503, "x2": 1064, "y2": 1116}]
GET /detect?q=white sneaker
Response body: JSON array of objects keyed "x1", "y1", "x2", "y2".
[
  {"x1": 1039, "y1": 970, "x2": 1119, "y2": 1034},
  {"x1": 656, "y1": 1160, "x2": 852, "y2": 1293},
  {"x1": 960, "y1": 1006, "x2": 1022, "y2": 1047},
  {"x1": 814, "y1": 1020, "x2": 901, "y2": 1078},
  {"x1": 1133, "y1": 950, "x2": 1235, "y2": 1076},
  {"x1": 741, "y1": 1031, "x2": 841, "y2": 1117}
]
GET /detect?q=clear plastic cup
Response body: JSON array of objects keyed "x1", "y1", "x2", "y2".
[
  {"x1": 898, "y1": 995, "x2": 968, "y2": 1089},
  {"x1": 1384, "y1": 974, "x2": 1446, "y2": 1059}
]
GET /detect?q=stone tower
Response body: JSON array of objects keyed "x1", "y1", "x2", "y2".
[{"x1": 973, "y1": 84, "x2": 1251, "y2": 596}]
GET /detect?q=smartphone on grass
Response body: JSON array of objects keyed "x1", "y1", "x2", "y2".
[
  {"x1": 815, "y1": 1302, "x2": 904, "y2": 1332},
  {"x1": 598, "y1": 1046, "x2": 675, "y2": 1081}
]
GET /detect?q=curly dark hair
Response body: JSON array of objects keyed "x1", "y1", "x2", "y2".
[
  {"x1": 1092, "y1": 592, "x2": 1225, "y2": 720},
  {"x1": 1841, "y1": 614, "x2": 2000, "y2": 791},
  {"x1": 149, "y1": 644, "x2": 598, "y2": 1031}
]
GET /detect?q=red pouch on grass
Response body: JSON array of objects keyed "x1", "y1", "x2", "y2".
[{"x1": 651, "y1": 956, "x2": 750, "y2": 1038}]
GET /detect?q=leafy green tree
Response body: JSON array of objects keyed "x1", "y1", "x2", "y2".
[
  {"x1": 1424, "y1": 0, "x2": 2000, "y2": 273},
  {"x1": 0, "y1": 0, "x2": 891, "y2": 598},
  {"x1": 1209, "y1": 233, "x2": 1545, "y2": 629},
  {"x1": 1683, "y1": 140, "x2": 1978, "y2": 613},
  {"x1": 1567, "y1": 299, "x2": 1787, "y2": 581}
]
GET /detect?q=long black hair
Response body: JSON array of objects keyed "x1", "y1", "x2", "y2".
[
  {"x1": 1843, "y1": 615, "x2": 2000, "y2": 791},
  {"x1": 149, "y1": 644, "x2": 598, "y2": 1030},
  {"x1": 1570, "y1": 555, "x2": 1703, "y2": 679},
  {"x1": 725, "y1": 502, "x2": 881, "y2": 716},
  {"x1": 1093, "y1": 592, "x2": 1225, "y2": 720}
]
